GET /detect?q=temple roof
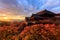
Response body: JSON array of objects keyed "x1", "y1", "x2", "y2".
[
  {"x1": 37, "y1": 9, "x2": 55, "y2": 15},
  {"x1": 31, "y1": 9, "x2": 56, "y2": 17},
  {"x1": 55, "y1": 13, "x2": 60, "y2": 16}
]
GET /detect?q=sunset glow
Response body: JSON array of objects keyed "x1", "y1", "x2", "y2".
[{"x1": 0, "y1": 14, "x2": 25, "y2": 21}]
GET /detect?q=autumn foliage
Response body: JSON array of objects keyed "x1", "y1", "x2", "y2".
[
  {"x1": 0, "y1": 21, "x2": 60, "y2": 40},
  {"x1": 20, "y1": 23, "x2": 60, "y2": 40}
]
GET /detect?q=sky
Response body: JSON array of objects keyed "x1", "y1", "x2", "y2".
[{"x1": 0, "y1": 0, "x2": 60, "y2": 18}]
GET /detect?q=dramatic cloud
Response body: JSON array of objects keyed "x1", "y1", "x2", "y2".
[
  {"x1": 0, "y1": 0, "x2": 60, "y2": 17},
  {"x1": 51, "y1": 6, "x2": 60, "y2": 13}
]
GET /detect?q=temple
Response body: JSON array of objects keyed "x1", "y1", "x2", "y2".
[
  {"x1": 25, "y1": 9, "x2": 56, "y2": 21},
  {"x1": 25, "y1": 9, "x2": 60, "y2": 25}
]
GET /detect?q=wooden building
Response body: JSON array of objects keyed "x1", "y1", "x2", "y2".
[
  {"x1": 25, "y1": 9, "x2": 60, "y2": 25},
  {"x1": 25, "y1": 9, "x2": 56, "y2": 22}
]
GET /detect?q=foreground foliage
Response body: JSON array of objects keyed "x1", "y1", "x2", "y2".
[
  {"x1": 20, "y1": 24, "x2": 60, "y2": 40},
  {"x1": 0, "y1": 21, "x2": 60, "y2": 40}
]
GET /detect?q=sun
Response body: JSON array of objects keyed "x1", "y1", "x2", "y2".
[
  {"x1": 4, "y1": 17, "x2": 8, "y2": 19},
  {"x1": 3, "y1": 17, "x2": 11, "y2": 21}
]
